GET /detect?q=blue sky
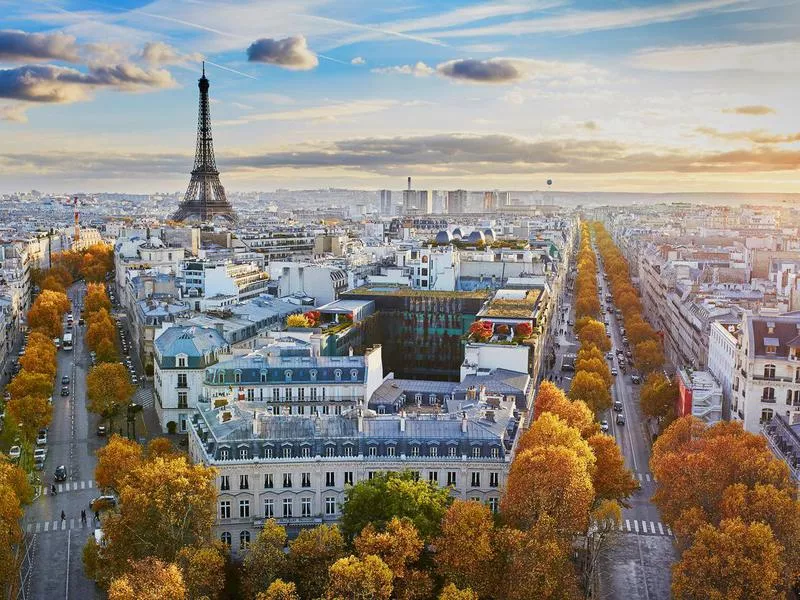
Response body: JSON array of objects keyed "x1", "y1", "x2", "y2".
[{"x1": 1, "y1": 0, "x2": 799, "y2": 193}]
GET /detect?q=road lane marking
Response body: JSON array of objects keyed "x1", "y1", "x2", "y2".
[
  {"x1": 70, "y1": 518, "x2": 75, "y2": 529},
  {"x1": 26, "y1": 524, "x2": 32, "y2": 533},
  {"x1": 61, "y1": 520, "x2": 66, "y2": 530},
  {"x1": 650, "y1": 521, "x2": 656, "y2": 535},
  {"x1": 633, "y1": 520, "x2": 639, "y2": 533},
  {"x1": 625, "y1": 519, "x2": 631, "y2": 532},
  {"x1": 80, "y1": 481, "x2": 84, "y2": 490},
  {"x1": 667, "y1": 526, "x2": 673, "y2": 537},
  {"x1": 645, "y1": 473, "x2": 651, "y2": 482},
  {"x1": 658, "y1": 523, "x2": 664, "y2": 535}
]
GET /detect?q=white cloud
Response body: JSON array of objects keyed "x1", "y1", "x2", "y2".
[
  {"x1": 246, "y1": 35, "x2": 318, "y2": 70},
  {"x1": 630, "y1": 41, "x2": 800, "y2": 73},
  {"x1": 140, "y1": 41, "x2": 202, "y2": 66},
  {"x1": 351, "y1": 56, "x2": 365, "y2": 65},
  {"x1": 371, "y1": 61, "x2": 434, "y2": 77}
]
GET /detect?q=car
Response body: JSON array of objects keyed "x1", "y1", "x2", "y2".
[
  {"x1": 61, "y1": 386, "x2": 70, "y2": 397},
  {"x1": 90, "y1": 495, "x2": 117, "y2": 512},
  {"x1": 34, "y1": 458, "x2": 45, "y2": 471},
  {"x1": 8, "y1": 445, "x2": 21, "y2": 460},
  {"x1": 61, "y1": 375, "x2": 70, "y2": 385},
  {"x1": 616, "y1": 414, "x2": 626, "y2": 426},
  {"x1": 613, "y1": 400, "x2": 623, "y2": 412},
  {"x1": 33, "y1": 448, "x2": 47, "y2": 462},
  {"x1": 36, "y1": 429, "x2": 47, "y2": 445},
  {"x1": 631, "y1": 374, "x2": 641, "y2": 384},
  {"x1": 131, "y1": 376, "x2": 138, "y2": 385},
  {"x1": 54, "y1": 465, "x2": 67, "y2": 482},
  {"x1": 606, "y1": 352, "x2": 614, "y2": 360},
  {"x1": 97, "y1": 425, "x2": 106, "y2": 436},
  {"x1": 611, "y1": 368, "x2": 618, "y2": 376},
  {"x1": 619, "y1": 358, "x2": 626, "y2": 367},
  {"x1": 78, "y1": 318, "x2": 85, "y2": 326},
  {"x1": 600, "y1": 420, "x2": 610, "y2": 433}
]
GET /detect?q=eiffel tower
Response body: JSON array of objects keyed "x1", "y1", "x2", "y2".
[{"x1": 173, "y1": 63, "x2": 237, "y2": 223}]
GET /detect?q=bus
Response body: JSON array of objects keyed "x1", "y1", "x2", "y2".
[{"x1": 62, "y1": 332, "x2": 73, "y2": 351}]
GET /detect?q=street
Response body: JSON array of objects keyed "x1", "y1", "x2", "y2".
[
  {"x1": 551, "y1": 255, "x2": 676, "y2": 600},
  {"x1": 22, "y1": 283, "x2": 102, "y2": 600}
]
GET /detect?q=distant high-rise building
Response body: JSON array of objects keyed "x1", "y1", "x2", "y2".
[
  {"x1": 431, "y1": 190, "x2": 446, "y2": 214},
  {"x1": 447, "y1": 189, "x2": 467, "y2": 214},
  {"x1": 483, "y1": 191, "x2": 498, "y2": 211},
  {"x1": 498, "y1": 191, "x2": 511, "y2": 207},
  {"x1": 379, "y1": 189, "x2": 393, "y2": 215},
  {"x1": 173, "y1": 64, "x2": 236, "y2": 224}
]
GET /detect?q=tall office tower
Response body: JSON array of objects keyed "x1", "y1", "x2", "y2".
[
  {"x1": 498, "y1": 191, "x2": 511, "y2": 207},
  {"x1": 173, "y1": 64, "x2": 237, "y2": 224},
  {"x1": 483, "y1": 191, "x2": 498, "y2": 211},
  {"x1": 431, "y1": 190, "x2": 446, "y2": 214},
  {"x1": 447, "y1": 189, "x2": 467, "y2": 214},
  {"x1": 379, "y1": 189, "x2": 393, "y2": 215}
]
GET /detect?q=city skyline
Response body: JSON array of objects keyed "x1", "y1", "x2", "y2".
[{"x1": 1, "y1": 0, "x2": 799, "y2": 193}]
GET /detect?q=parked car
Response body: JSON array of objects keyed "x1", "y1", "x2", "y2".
[
  {"x1": 61, "y1": 386, "x2": 70, "y2": 397},
  {"x1": 33, "y1": 448, "x2": 47, "y2": 462},
  {"x1": 97, "y1": 425, "x2": 107, "y2": 436},
  {"x1": 54, "y1": 465, "x2": 67, "y2": 482},
  {"x1": 631, "y1": 374, "x2": 641, "y2": 384},
  {"x1": 90, "y1": 495, "x2": 117, "y2": 512},
  {"x1": 613, "y1": 400, "x2": 623, "y2": 412},
  {"x1": 600, "y1": 420, "x2": 610, "y2": 433},
  {"x1": 61, "y1": 375, "x2": 70, "y2": 385},
  {"x1": 8, "y1": 445, "x2": 21, "y2": 460},
  {"x1": 606, "y1": 352, "x2": 614, "y2": 360},
  {"x1": 611, "y1": 368, "x2": 618, "y2": 376},
  {"x1": 36, "y1": 429, "x2": 47, "y2": 445},
  {"x1": 616, "y1": 413, "x2": 626, "y2": 426}
]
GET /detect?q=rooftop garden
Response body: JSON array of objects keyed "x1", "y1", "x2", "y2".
[
  {"x1": 286, "y1": 310, "x2": 353, "y2": 334},
  {"x1": 347, "y1": 285, "x2": 491, "y2": 299},
  {"x1": 480, "y1": 290, "x2": 542, "y2": 318},
  {"x1": 428, "y1": 239, "x2": 530, "y2": 250},
  {"x1": 466, "y1": 321, "x2": 535, "y2": 345}
]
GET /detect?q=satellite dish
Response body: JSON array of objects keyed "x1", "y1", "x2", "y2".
[{"x1": 546, "y1": 179, "x2": 553, "y2": 186}]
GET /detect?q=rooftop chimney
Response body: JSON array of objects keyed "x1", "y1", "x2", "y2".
[
  {"x1": 400, "y1": 410, "x2": 406, "y2": 432},
  {"x1": 357, "y1": 408, "x2": 364, "y2": 433},
  {"x1": 461, "y1": 411, "x2": 468, "y2": 434},
  {"x1": 408, "y1": 176, "x2": 412, "y2": 191}
]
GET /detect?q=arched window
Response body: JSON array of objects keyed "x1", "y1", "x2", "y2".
[
  {"x1": 350, "y1": 369, "x2": 358, "y2": 381},
  {"x1": 260, "y1": 371, "x2": 267, "y2": 383},
  {"x1": 310, "y1": 369, "x2": 317, "y2": 381},
  {"x1": 240, "y1": 530, "x2": 251, "y2": 551},
  {"x1": 217, "y1": 371, "x2": 225, "y2": 384},
  {"x1": 220, "y1": 531, "x2": 231, "y2": 546},
  {"x1": 764, "y1": 364, "x2": 776, "y2": 379},
  {"x1": 334, "y1": 369, "x2": 342, "y2": 381},
  {"x1": 760, "y1": 408, "x2": 774, "y2": 423},
  {"x1": 285, "y1": 370, "x2": 292, "y2": 382}
]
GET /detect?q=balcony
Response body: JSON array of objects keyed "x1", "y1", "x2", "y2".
[
  {"x1": 752, "y1": 375, "x2": 794, "y2": 383},
  {"x1": 761, "y1": 396, "x2": 777, "y2": 404}
]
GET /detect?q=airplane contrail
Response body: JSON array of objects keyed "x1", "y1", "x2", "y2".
[
  {"x1": 204, "y1": 60, "x2": 258, "y2": 80},
  {"x1": 290, "y1": 13, "x2": 448, "y2": 47}
]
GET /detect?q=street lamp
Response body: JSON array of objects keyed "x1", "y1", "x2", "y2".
[{"x1": 126, "y1": 402, "x2": 142, "y2": 441}]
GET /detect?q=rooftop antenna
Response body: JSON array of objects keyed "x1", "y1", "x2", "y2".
[
  {"x1": 407, "y1": 176, "x2": 412, "y2": 191},
  {"x1": 202, "y1": 60, "x2": 205, "y2": 78}
]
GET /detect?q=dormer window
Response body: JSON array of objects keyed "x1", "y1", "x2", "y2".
[
  {"x1": 334, "y1": 369, "x2": 342, "y2": 381},
  {"x1": 766, "y1": 345, "x2": 777, "y2": 354},
  {"x1": 176, "y1": 354, "x2": 187, "y2": 368},
  {"x1": 217, "y1": 371, "x2": 225, "y2": 384},
  {"x1": 350, "y1": 369, "x2": 358, "y2": 382},
  {"x1": 234, "y1": 371, "x2": 241, "y2": 384},
  {"x1": 285, "y1": 370, "x2": 292, "y2": 383},
  {"x1": 310, "y1": 369, "x2": 317, "y2": 382}
]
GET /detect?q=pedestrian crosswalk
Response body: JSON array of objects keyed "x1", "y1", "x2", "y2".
[
  {"x1": 26, "y1": 518, "x2": 97, "y2": 534},
  {"x1": 44, "y1": 480, "x2": 94, "y2": 495},
  {"x1": 633, "y1": 472, "x2": 653, "y2": 483},
  {"x1": 620, "y1": 519, "x2": 673, "y2": 537},
  {"x1": 133, "y1": 387, "x2": 153, "y2": 409}
]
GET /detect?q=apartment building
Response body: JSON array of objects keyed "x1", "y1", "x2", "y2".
[
  {"x1": 180, "y1": 259, "x2": 270, "y2": 307},
  {"x1": 708, "y1": 321, "x2": 740, "y2": 419}
]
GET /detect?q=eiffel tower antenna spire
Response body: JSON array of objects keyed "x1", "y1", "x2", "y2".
[{"x1": 172, "y1": 64, "x2": 237, "y2": 224}]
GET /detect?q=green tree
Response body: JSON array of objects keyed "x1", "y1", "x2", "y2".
[
  {"x1": 339, "y1": 471, "x2": 451, "y2": 542},
  {"x1": 286, "y1": 524, "x2": 346, "y2": 599}
]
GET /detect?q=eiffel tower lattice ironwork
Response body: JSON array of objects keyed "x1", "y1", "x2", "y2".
[{"x1": 173, "y1": 63, "x2": 236, "y2": 223}]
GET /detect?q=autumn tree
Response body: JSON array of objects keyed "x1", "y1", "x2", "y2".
[
  {"x1": 108, "y1": 557, "x2": 186, "y2": 600},
  {"x1": 94, "y1": 435, "x2": 143, "y2": 494},
  {"x1": 634, "y1": 339, "x2": 664, "y2": 374},
  {"x1": 438, "y1": 585, "x2": 479, "y2": 600},
  {"x1": 27, "y1": 289, "x2": 70, "y2": 338},
  {"x1": 286, "y1": 524, "x2": 346, "y2": 600},
  {"x1": 88, "y1": 455, "x2": 217, "y2": 585},
  {"x1": 86, "y1": 308, "x2": 116, "y2": 351},
  {"x1": 534, "y1": 381, "x2": 599, "y2": 439},
  {"x1": 286, "y1": 314, "x2": 311, "y2": 328},
  {"x1": 672, "y1": 519, "x2": 783, "y2": 600},
  {"x1": 87, "y1": 363, "x2": 135, "y2": 430},
  {"x1": 257, "y1": 580, "x2": 300, "y2": 600},
  {"x1": 7, "y1": 370, "x2": 54, "y2": 402},
  {"x1": 0, "y1": 486, "x2": 24, "y2": 593},
  {"x1": 19, "y1": 337, "x2": 57, "y2": 379},
  {"x1": 568, "y1": 370, "x2": 611, "y2": 414},
  {"x1": 242, "y1": 520, "x2": 288, "y2": 600},
  {"x1": 339, "y1": 471, "x2": 451, "y2": 542},
  {"x1": 640, "y1": 373, "x2": 678, "y2": 420},
  {"x1": 85, "y1": 282, "x2": 112, "y2": 314},
  {"x1": 355, "y1": 517, "x2": 432, "y2": 600},
  {"x1": 501, "y1": 445, "x2": 594, "y2": 535},
  {"x1": 435, "y1": 500, "x2": 495, "y2": 597},
  {"x1": 175, "y1": 544, "x2": 227, "y2": 600},
  {"x1": 325, "y1": 554, "x2": 393, "y2": 600},
  {"x1": 517, "y1": 412, "x2": 596, "y2": 473},
  {"x1": 587, "y1": 433, "x2": 639, "y2": 505},
  {"x1": 575, "y1": 319, "x2": 610, "y2": 352},
  {"x1": 7, "y1": 395, "x2": 52, "y2": 443},
  {"x1": 0, "y1": 459, "x2": 34, "y2": 505},
  {"x1": 40, "y1": 275, "x2": 66, "y2": 294},
  {"x1": 574, "y1": 355, "x2": 612, "y2": 388}
]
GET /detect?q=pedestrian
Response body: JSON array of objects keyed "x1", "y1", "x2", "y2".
[
  {"x1": 51, "y1": 484, "x2": 57, "y2": 496},
  {"x1": 60, "y1": 510, "x2": 65, "y2": 522},
  {"x1": 94, "y1": 511, "x2": 100, "y2": 523},
  {"x1": 81, "y1": 509, "x2": 86, "y2": 524}
]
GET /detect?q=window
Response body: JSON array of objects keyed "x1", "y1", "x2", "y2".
[
  {"x1": 490, "y1": 472, "x2": 499, "y2": 488},
  {"x1": 234, "y1": 371, "x2": 241, "y2": 384},
  {"x1": 221, "y1": 531, "x2": 231, "y2": 546},
  {"x1": 322, "y1": 404, "x2": 329, "y2": 415},
  {"x1": 351, "y1": 369, "x2": 358, "y2": 381},
  {"x1": 471, "y1": 472, "x2": 481, "y2": 487},
  {"x1": 764, "y1": 364, "x2": 776, "y2": 379},
  {"x1": 260, "y1": 371, "x2": 267, "y2": 383},
  {"x1": 282, "y1": 498, "x2": 293, "y2": 518},
  {"x1": 488, "y1": 497, "x2": 499, "y2": 513},
  {"x1": 217, "y1": 371, "x2": 225, "y2": 384},
  {"x1": 368, "y1": 471, "x2": 375, "y2": 480},
  {"x1": 472, "y1": 447, "x2": 481, "y2": 458},
  {"x1": 761, "y1": 408, "x2": 774, "y2": 423},
  {"x1": 283, "y1": 473, "x2": 292, "y2": 488},
  {"x1": 490, "y1": 447, "x2": 500, "y2": 459},
  {"x1": 264, "y1": 447, "x2": 274, "y2": 459},
  {"x1": 283, "y1": 447, "x2": 292, "y2": 458},
  {"x1": 794, "y1": 390, "x2": 800, "y2": 406},
  {"x1": 219, "y1": 448, "x2": 229, "y2": 460},
  {"x1": 177, "y1": 391, "x2": 188, "y2": 409},
  {"x1": 298, "y1": 388, "x2": 305, "y2": 401},
  {"x1": 301, "y1": 446, "x2": 311, "y2": 458},
  {"x1": 219, "y1": 500, "x2": 231, "y2": 519},
  {"x1": 301, "y1": 497, "x2": 311, "y2": 517},
  {"x1": 429, "y1": 394, "x2": 437, "y2": 406},
  {"x1": 429, "y1": 446, "x2": 438, "y2": 457},
  {"x1": 239, "y1": 447, "x2": 249, "y2": 460},
  {"x1": 325, "y1": 496, "x2": 336, "y2": 515},
  {"x1": 428, "y1": 471, "x2": 438, "y2": 484},
  {"x1": 220, "y1": 475, "x2": 230, "y2": 491},
  {"x1": 310, "y1": 369, "x2": 317, "y2": 381},
  {"x1": 763, "y1": 387, "x2": 776, "y2": 402},
  {"x1": 301, "y1": 473, "x2": 311, "y2": 488},
  {"x1": 325, "y1": 472, "x2": 335, "y2": 487},
  {"x1": 411, "y1": 471, "x2": 420, "y2": 481},
  {"x1": 272, "y1": 389, "x2": 280, "y2": 402},
  {"x1": 247, "y1": 389, "x2": 254, "y2": 401},
  {"x1": 177, "y1": 373, "x2": 187, "y2": 388},
  {"x1": 447, "y1": 471, "x2": 457, "y2": 486},
  {"x1": 386, "y1": 446, "x2": 396, "y2": 457},
  {"x1": 334, "y1": 369, "x2": 342, "y2": 381},
  {"x1": 344, "y1": 471, "x2": 354, "y2": 486},
  {"x1": 239, "y1": 499, "x2": 250, "y2": 518},
  {"x1": 311, "y1": 388, "x2": 318, "y2": 401},
  {"x1": 325, "y1": 445, "x2": 336, "y2": 458},
  {"x1": 239, "y1": 475, "x2": 249, "y2": 490},
  {"x1": 285, "y1": 370, "x2": 293, "y2": 382},
  {"x1": 411, "y1": 445, "x2": 419, "y2": 457},
  {"x1": 368, "y1": 446, "x2": 377, "y2": 457},
  {"x1": 264, "y1": 474, "x2": 273, "y2": 489},
  {"x1": 343, "y1": 445, "x2": 354, "y2": 457},
  {"x1": 264, "y1": 498, "x2": 274, "y2": 518},
  {"x1": 448, "y1": 445, "x2": 457, "y2": 457},
  {"x1": 285, "y1": 387, "x2": 293, "y2": 401}
]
